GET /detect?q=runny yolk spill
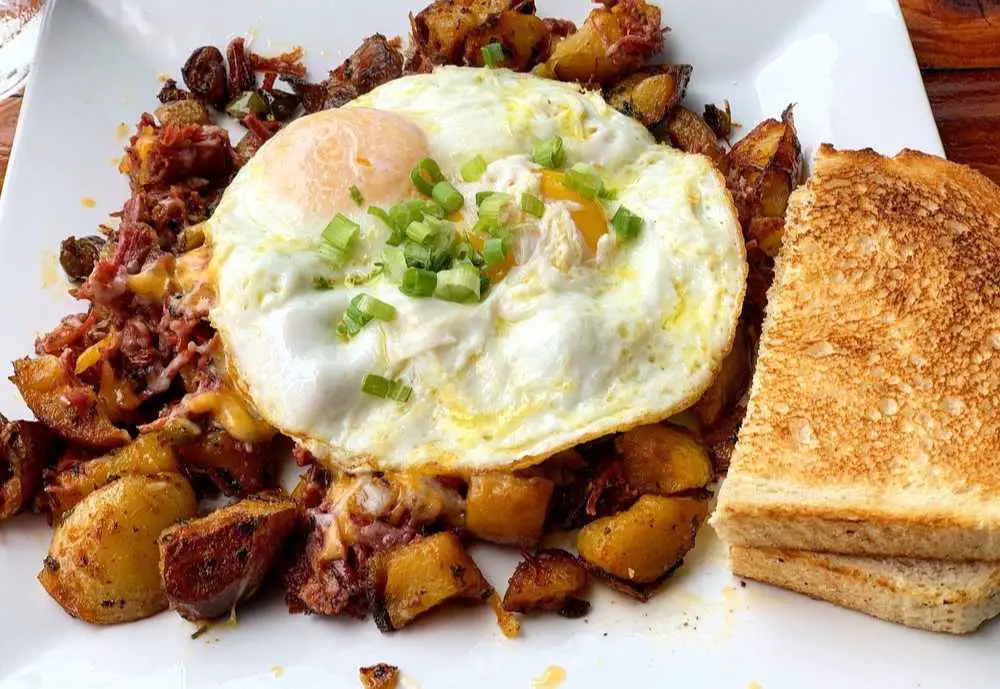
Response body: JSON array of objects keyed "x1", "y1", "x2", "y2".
[
  {"x1": 80, "y1": 197, "x2": 96, "y2": 208},
  {"x1": 464, "y1": 228, "x2": 513, "y2": 282},
  {"x1": 532, "y1": 665, "x2": 567, "y2": 689},
  {"x1": 537, "y1": 169, "x2": 606, "y2": 250}
]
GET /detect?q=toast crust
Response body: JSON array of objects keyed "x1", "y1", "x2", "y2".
[
  {"x1": 730, "y1": 545, "x2": 1000, "y2": 634},
  {"x1": 713, "y1": 146, "x2": 1000, "y2": 559}
]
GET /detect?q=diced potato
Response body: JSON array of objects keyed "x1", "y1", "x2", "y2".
[
  {"x1": 46, "y1": 432, "x2": 180, "y2": 519},
  {"x1": 694, "y1": 319, "x2": 752, "y2": 428},
  {"x1": 411, "y1": 0, "x2": 513, "y2": 64},
  {"x1": 360, "y1": 663, "x2": 400, "y2": 689},
  {"x1": 159, "y1": 492, "x2": 299, "y2": 620},
  {"x1": 576, "y1": 495, "x2": 708, "y2": 586},
  {"x1": 465, "y1": 473, "x2": 554, "y2": 547},
  {"x1": 606, "y1": 64, "x2": 691, "y2": 128},
  {"x1": 663, "y1": 107, "x2": 727, "y2": 171},
  {"x1": 38, "y1": 473, "x2": 197, "y2": 625},
  {"x1": 616, "y1": 424, "x2": 713, "y2": 495},
  {"x1": 502, "y1": 549, "x2": 589, "y2": 616},
  {"x1": 463, "y1": 11, "x2": 551, "y2": 71},
  {"x1": 544, "y1": 0, "x2": 661, "y2": 84},
  {"x1": 177, "y1": 425, "x2": 273, "y2": 496},
  {"x1": 153, "y1": 99, "x2": 210, "y2": 127},
  {"x1": 11, "y1": 356, "x2": 130, "y2": 449},
  {"x1": 367, "y1": 531, "x2": 491, "y2": 632},
  {"x1": 0, "y1": 418, "x2": 55, "y2": 520}
]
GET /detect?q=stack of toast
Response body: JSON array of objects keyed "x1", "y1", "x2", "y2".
[{"x1": 711, "y1": 145, "x2": 1000, "y2": 634}]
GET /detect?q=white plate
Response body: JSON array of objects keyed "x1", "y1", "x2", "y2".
[{"x1": 2, "y1": 1, "x2": 993, "y2": 688}]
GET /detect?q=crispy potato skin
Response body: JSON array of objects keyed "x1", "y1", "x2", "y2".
[
  {"x1": 154, "y1": 99, "x2": 209, "y2": 127},
  {"x1": 663, "y1": 107, "x2": 727, "y2": 171},
  {"x1": 38, "y1": 473, "x2": 197, "y2": 625},
  {"x1": 159, "y1": 492, "x2": 299, "y2": 620},
  {"x1": 465, "y1": 473, "x2": 554, "y2": 547},
  {"x1": 576, "y1": 495, "x2": 708, "y2": 585},
  {"x1": 177, "y1": 425, "x2": 273, "y2": 496},
  {"x1": 463, "y1": 11, "x2": 552, "y2": 70},
  {"x1": 0, "y1": 418, "x2": 55, "y2": 520},
  {"x1": 11, "y1": 356, "x2": 130, "y2": 449},
  {"x1": 606, "y1": 64, "x2": 691, "y2": 128},
  {"x1": 502, "y1": 549, "x2": 589, "y2": 615},
  {"x1": 694, "y1": 320, "x2": 752, "y2": 429},
  {"x1": 360, "y1": 663, "x2": 401, "y2": 689},
  {"x1": 616, "y1": 424, "x2": 713, "y2": 495},
  {"x1": 411, "y1": 0, "x2": 514, "y2": 64},
  {"x1": 46, "y1": 433, "x2": 179, "y2": 520},
  {"x1": 367, "y1": 531, "x2": 490, "y2": 632}
]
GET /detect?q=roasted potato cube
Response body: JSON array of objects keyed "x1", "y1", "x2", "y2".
[
  {"x1": 502, "y1": 549, "x2": 589, "y2": 617},
  {"x1": 154, "y1": 99, "x2": 210, "y2": 127},
  {"x1": 360, "y1": 663, "x2": 400, "y2": 689},
  {"x1": 694, "y1": 320, "x2": 753, "y2": 429},
  {"x1": 616, "y1": 424, "x2": 713, "y2": 495},
  {"x1": 411, "y1": 0, "x2": 513, "y2": 64},
  {"x1": 38, "y1": 473, "x2": 197, "y2": 624},
  {"x1": 11, "y1": 356, "x2": 130, "y2": 449},
  {"x1": 46, "y1": 432, "x2": 179, "y2": 519},
  {"x1": 159, "y1": 492, "x2": 299, "y2": 620},
  {"x1": 177, "y1": 425, "x2": 273, "y2": 496},
  {"x1": 662, "y1": 107, "x2": 727, "y2": 171},
  {"x1": 367, "y1": 531, "x2": 491, "y2": 632},
  {"x1": 0, "y1": 417, "x2": 55, "y2": 520},
  {"x1": 606, "y1": 64, "x2": 691, "y2": 128},
  {"x1": 463, "y1": 11, "x2": 552, "y2": 71},
  {"x1": 466, "y1": 473, "x2": 554, "y2": 547},
  {"x1": 576, "y1": 495, "x2": 708, "y2": 585},
  {"x1": 544, "y1": 0, "x2": 662, "y2": 85}
]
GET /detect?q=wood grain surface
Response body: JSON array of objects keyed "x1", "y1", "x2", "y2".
[{"x1": 0, "y1": 3, "x2": 997, "y2": 189}]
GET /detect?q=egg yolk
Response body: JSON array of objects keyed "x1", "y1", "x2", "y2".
[
  {"x1": 464, "y1": 229, "x2": 514, "y2": 282},
  {"x1": 538, "y1": 170, "x2": 607, "y2": 250}
]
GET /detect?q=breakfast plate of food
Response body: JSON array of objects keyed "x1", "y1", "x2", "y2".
[{"x1": 0, "y1": 0, "x2": 997, "y2": 687}]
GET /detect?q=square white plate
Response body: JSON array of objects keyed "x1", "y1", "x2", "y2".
[{"x1": 2, "y1": 1, "x2": 994, "y2": 688}]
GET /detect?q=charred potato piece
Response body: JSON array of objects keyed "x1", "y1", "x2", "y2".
[
  {"x1": 59, "y1": 235, "x2": 105, "y2": 283},
  {"x1": 11, "y1": 356, "x2": 130, "y2": 449},
  {"x1": 544, "y1": 0, "x2": 662, "y2": 85},
  {"x1": 177, "y1": 425, "x2": 273, "y2": 496},
  {"x1": 38, "y1": 473, "x2": 197, "y2": 625},
  {"x1": 46, "y1": 432, "x2": 179, "y2": 520},
  {"x1": 411, "y1": 0, "x2": 514, "y2": 64},
  {"x1": 577, "y1": 495, "x2": 708, "y2": 586},
  {"x1": 465, "y1": 473, "x2": 554, "y2": 547},
  {"x1": 616, "y1": 424, "x2": 713, "y2": 495},
  {"x1": 463, "y1": 11, "x2": 552, "y2": 71},
  {"x1": 367, "y1": 531, "x2": 491, "y2": 632},
  {"x1": 662, "y1": 107, "x2": 727, "y2": 171},
  {"x1": 606, "y1": 64, "x2": 691, "y2": 128},
  {"x1": 502, "y1": 549, "x2": 589, "y2": 617},
  {"x1": 159, "y1": 492, "x2": 299, "y2": 620},
  {"x1": 726, "y1": 105, "x2": 803, "y2": 248},
  {"x1": 154, "y1": 99, "x2": 210, "y2": 127},
  {"x1": 0, "y1": 417, "x2": 55, "y2": 520},
  {"x1": 694, "y1": 320, "x2": 752, "y2": 429},
  {"x1": 360, "y1": 664, "x2": 400, "y2": 689}
]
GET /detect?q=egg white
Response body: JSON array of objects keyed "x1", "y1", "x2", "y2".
[{"x1": 207, "y1": 67, "x2": 746, "y2": 473}]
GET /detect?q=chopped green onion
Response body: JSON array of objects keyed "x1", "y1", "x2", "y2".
[
  {"x1": 400, "y1": 267, "x2": 438, "y2": 297},
  {"x1": 481, "y1": 42, "x2": 504, "y2": 68},
  {"x1": 461, "y1": 155, "x2": 487, "y2": 182},
  {"x1": 478, "y1": 192, "x2": 513, "y2": 225},
  {"x1": 475, "y1": 190, "x2": 496, "y2": 206},
  {"x1": 532, "y1": 136, "x2": 565, "y2": 169},
  {"x1": 349, "y1": 185, "x2": 364, "y2": 206},
  {"x1": 382, "y1": 246, "x2": 407, "y2": 282},
  {"x1": 387, "y1": 380, "x2": 412, "y2": 402},
  {"x1": 483, "y1": 237, "x2": 506, "y2": 266},
  {"x1": 405, "y1": 220, "x2": 437, "y2": 246},
  {"x1": 434, "y1": 263, "x2": 481, "y2": 304},
  {"x1": 368, "y1": 206, "x2": 391, "y2": 226},
  {"x1": 322, "y1": 214, "x2": 360, "y2": 252},
  {"x1": 611, "y1": 205, "x2": 644, "y2": 240},
  {"x1": 521, "y1": 192, "x2": 544, "y2": 218},
  {"x1": 318, "y1": 243, "x2": 347, "y2": 268},
  {"x1": 403, "y1": 242, "x2": 433, "y2": 269},
  {"x1": 362, "y1": 373, "x2": 410, "y2": 401},
  {"x1": 350, "y1": 293, "x2": 396, "y2": 323},
  {"x1": 454, "y1": 242, "x2": 485, "y2": 267},
  {"x1": 369, "y1": 206, "x2": 404, "y2": 246},
  {"x1": 226, "y1": 90, "x2": 268, "y2": 120},
  {"x1": 313, "y1": 276, "x2": 336, "y2": 290},
  {"x1": 432, "y1": 181, "x2": 464, "y2": 214},
  {"x1": 562, "y1": 162, "x2": 604, "y2": 200},
  {"x1": 410, "y1": 158, "x2": 443, "y2": 196},
  {"x1": 421, "y1": 200, "x2": 445, "y2": 218},
  {"x1": 479, "y1": 273, "x2": 490, "y2": 297},
  {"x1": 430, "y1": 247, "x2": 454, "y2": 272},
  {"x1": 337, "y1": 314, "x2": 364, "y2": 339}
]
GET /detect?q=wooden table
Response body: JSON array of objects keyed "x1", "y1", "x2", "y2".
[{"x1": 0, "y1": 1, "x2": 997, "y2": 187}]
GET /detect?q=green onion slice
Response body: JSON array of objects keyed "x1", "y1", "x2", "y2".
[
  {"x1": 532, "y1": 136, "x2": 565, "y2": 169},
  {"x1": 405, "y1": 220, "x2": 437, "y2": 246},
  {"x1": 349, "y1": 185, "x2": 364, "y2": 206},
  {"x1": 478, "y1": 192, "x2": 513, "y2": 225},
  {"x1": 361, "y1": 373, "x2": 411, "y2": 402},
  {"x1": 322, "y1": 214, "x2": 360, "y2": 252},
  {"x1": 318, "y1": 243, "x2": 347, "y2": 268},
  {"x1": 434, "y1": 263, "x2": 481, "y2": 304},
  {"x1": 337, "y1": 314, "x2": 364, "y2": 339},
  {"x1": 382, "y1": 246, "x2": 407, "y2": 283},
  {"x1": 400, "y1": 267, "x2": 438, "y2": 297},
  {"x1": 461, "y1": 155, "x2": 487, "y2": 182},
  {"x1": 432, "y1": 181, "x2": 464, "y2": 214},
  {"x1": 410, "y1": 158, "x2": 444, "y2": 196},
  {"x1": 521, "y1": 192, "x2": 544, "y2": 218},
  {"x1": 562, "y1": 162, "x2": 604, "y2": 200},
  {"x1": 483, "y1": 237, "x2": 506, "y2": 266},
  {"x1": 403, "y1": 242, "x2": 433, "y2": 269},
  {"x1": 611, "y1": 205, "x2": 644, "y2": 240},
  {"x1": 350, "y1": 293, "x2": 396, "y2": 323},
  {"x1": 481, "y1": 42, "x2": 504, "y2": 68}
]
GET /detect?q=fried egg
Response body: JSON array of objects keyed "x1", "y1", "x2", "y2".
[{"x1": 207, "y1": 67, "x2": 745, "y2": 473}]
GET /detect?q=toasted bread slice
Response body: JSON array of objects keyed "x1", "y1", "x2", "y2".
[
  {"x1": 730, "y1": 546, "x2": 1000, "y2": 634},
  {"x1": 712, "y1": 146, "x2": 1000, "y2": 560}
]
